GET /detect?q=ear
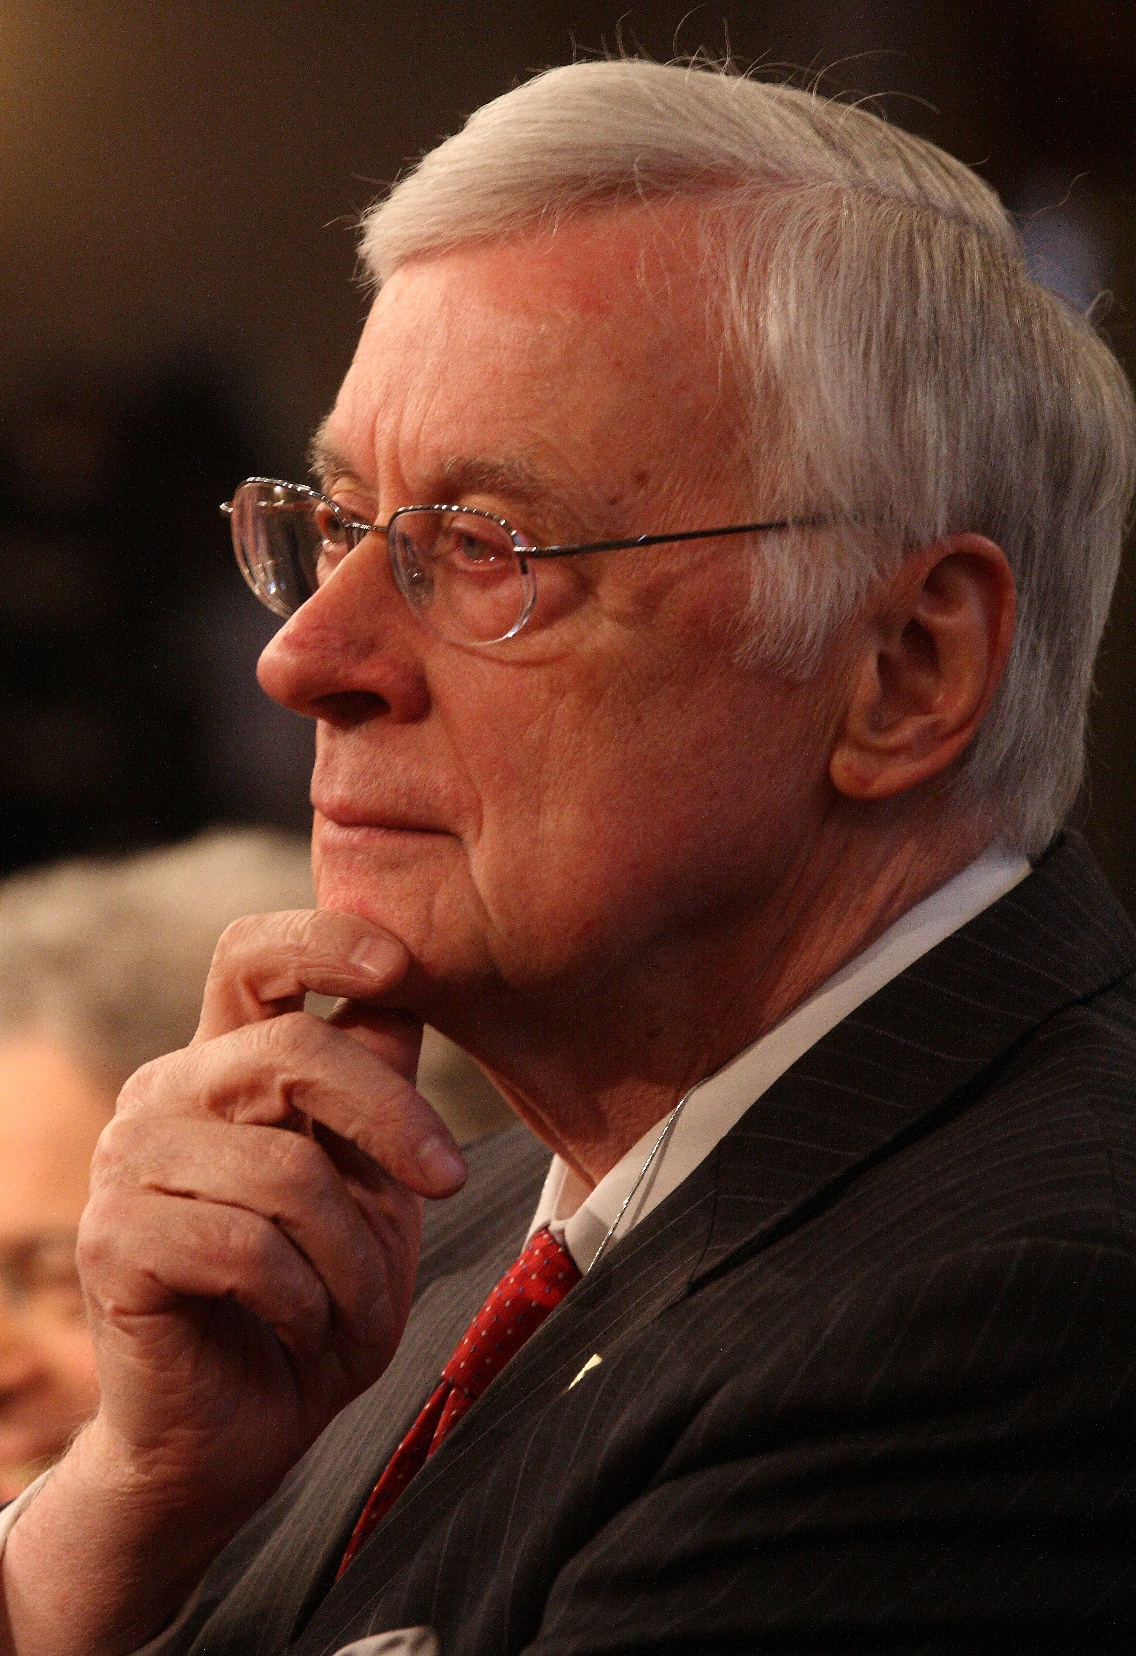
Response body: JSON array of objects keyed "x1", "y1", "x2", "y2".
[{"x1": 829, "y1": 533, "x2": 1016, "y2": 803}]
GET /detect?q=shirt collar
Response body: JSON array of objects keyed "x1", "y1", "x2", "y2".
[{"x1": 528, "y1": 844, "x2": 1032, "y2": 1273}]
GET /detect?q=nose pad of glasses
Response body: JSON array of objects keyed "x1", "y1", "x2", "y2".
[
  {"x1": 507, "y1": 555, "x2": 537, "y2": 638},
  {"x1": 389, "y1": 536, "x2": 434, "y2": 610}
]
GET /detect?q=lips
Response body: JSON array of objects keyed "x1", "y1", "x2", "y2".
[
  {"x1": 311, "y1": 748, "x2": 464, "y2": 839},
  {"x1": 313, "y1": 801, "x2": 451, "y2": 837}
]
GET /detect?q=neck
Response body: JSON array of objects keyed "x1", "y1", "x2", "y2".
[{"x1": 449, "y1": 807, "x2": 996, "y2": 1189}]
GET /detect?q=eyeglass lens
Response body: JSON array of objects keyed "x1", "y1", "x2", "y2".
[
  {"x1": 389, "y1": 509, "x2": 535, "y2": 644},
  {"x1": 230, "y1": 481, "x2": 326, "y2": 619},
  {"x1": 228, "y1": 483, "x2": 536, "y2": 645}
]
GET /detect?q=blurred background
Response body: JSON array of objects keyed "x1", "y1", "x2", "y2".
[{"x1": 0, "y1": 0, "x2": 1133, "y2": 900}]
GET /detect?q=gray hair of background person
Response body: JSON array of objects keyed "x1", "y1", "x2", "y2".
[
  {"x1": 361, "y1": 59, "x2": 1136, "y2": 858},
  {"x1": 0, "y1": 827, "x2": 512, "y2": 1139},
  {"x1": 0, "y1": 828, "x2": 316, "y2": 1089}
]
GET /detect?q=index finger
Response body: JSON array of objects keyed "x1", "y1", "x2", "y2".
[{"x1": 196, "y1": 908, "x2": 411, "y2": 1042}]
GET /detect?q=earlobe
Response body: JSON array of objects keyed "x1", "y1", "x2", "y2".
[{"x1": 829, "y1": 534, "x2": 1016, "y2": 803}]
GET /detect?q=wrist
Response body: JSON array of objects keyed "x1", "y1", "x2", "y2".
[{"x1": 1, "y1": 1416, "x2": 251, "y2": 1656}]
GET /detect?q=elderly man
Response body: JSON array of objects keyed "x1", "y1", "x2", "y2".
[{"x1": 3, "y1": 60, "x2": 1135, "y2": 1656}]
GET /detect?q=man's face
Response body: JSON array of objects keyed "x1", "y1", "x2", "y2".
[{"x1": 258, "y1": 201, "x2": 843, "y2": 1034}]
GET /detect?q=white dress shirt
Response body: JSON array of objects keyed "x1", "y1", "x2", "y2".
[
  {"x1": 530, "y1": 843, "x2": 1030, "y2": 1273},
  {"x1": 0, "y1": 844, "x2": 1031, "y2": 1656}
]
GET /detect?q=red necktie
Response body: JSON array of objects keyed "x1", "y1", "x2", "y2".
[{"x1": 337, "y1": 1225, "x2": 581, "y2": 1578}]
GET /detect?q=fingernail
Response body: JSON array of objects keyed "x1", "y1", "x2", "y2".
[
  {"x1": 349, "y1": 934, "x2": 407, "y2": 979},
  {"x1": 416, "y1": 1134, "x2": 468, "y2": 1191}
]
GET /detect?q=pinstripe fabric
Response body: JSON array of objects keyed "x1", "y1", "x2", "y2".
[{"x1": 156, "y1": 833, "x2": 1136, "y2": 1655}]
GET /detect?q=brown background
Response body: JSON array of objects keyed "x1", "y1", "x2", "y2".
[{"x1": 1, "y1": 2, "x2": 1133, "y2": 899}]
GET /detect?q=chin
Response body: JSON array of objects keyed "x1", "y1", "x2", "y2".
[
  {"x1": 314, "y1": 840, "x2": 484, "y2": 989},
  {"x1": 315, "y1": 819, "x2": 451, "y2": 913},
  {"x1": 316, "y1": 860, "x2": 435, "y2": 935}
]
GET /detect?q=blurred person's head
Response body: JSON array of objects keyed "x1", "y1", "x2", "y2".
[{"x1": 0, "y1": 827, "x2": 313, "y2": 1497}]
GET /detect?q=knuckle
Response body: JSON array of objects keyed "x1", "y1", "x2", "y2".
[
  {"x1": 74, "y1": 1213, "x2": 105, "y2": 1276},
  {"x1": 266, "y1": 1126, "x2": 325, "y2": 1193},
  {"x1": 254, "y1": 1008, "x2": 322, "y2": 1065},
  {"x1": 226, "y1": 1208, "x2": 283, "y2": 1277},
  {"x1": 281, "y1": 1005, "x2": 325, "y2": 1046},
  {"x1": 89, "y1": 1110, "x2": 123, "y2": 1162},
  {"x1": 75, "y1": 1195, "x2": 128, "y2": 1280},
  {"x1": 114, "y1": 1047, "x2": 207, "y2": 1123},
  {"x1": 87, "y1": 1110, "x2": 143, "y2": 1183},
  {"x1": 211, "y1": 912, "x2": 264, "y2": 965},
  {"x1": 289, "y1": 906, "x2": 388, "y2": 975},
  {"x1": 212, "y1": 908, "x2": 321, "y2": 970},
  {"x1": 115, "y1": 1056, "x2": 168, "y2": 1114},
  {"x1": 225, "y1": 1213, "x2": 325, "y2": 1327}
]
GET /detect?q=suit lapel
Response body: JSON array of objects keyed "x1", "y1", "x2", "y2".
[{"x1": 692, "y1": 831, "x2": 1136, "y2": 1282}]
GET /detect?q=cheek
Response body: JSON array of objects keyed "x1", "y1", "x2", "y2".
[
  {"x1": 462, "y1": 668, "x2": 821, "y2": 973},
  {"x1": 40, "y1": 1320, "x2": 101, "y2": 1410},
  {"x1": 0, "y1": 1316, "x2": 100, "y2": 1476}
]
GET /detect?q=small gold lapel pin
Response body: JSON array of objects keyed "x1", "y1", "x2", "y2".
[{"x1": 569, "y1": 1353, "x2": 603, "y2": 1389}]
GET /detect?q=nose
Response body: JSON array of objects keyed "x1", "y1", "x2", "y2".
[{"x1": 257, "y1": 538, "x2": 431, "y2": 728}]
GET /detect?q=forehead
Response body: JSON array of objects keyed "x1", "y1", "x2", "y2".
[{"x1": 323, "y1": 199, "x2": 740, "y2": 510}]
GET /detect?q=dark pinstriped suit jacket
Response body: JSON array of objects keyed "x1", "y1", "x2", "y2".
[{"x1": 155, "y1": 834, "x2": 1136, "y2": 1654}]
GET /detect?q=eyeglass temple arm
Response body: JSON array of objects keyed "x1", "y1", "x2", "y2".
[
  {"x1": 218, "y1": 498, "x2": 833, "y2": 554},
  {"x1": 523, "y1": 515, "x2": 834, "y2": 559}
]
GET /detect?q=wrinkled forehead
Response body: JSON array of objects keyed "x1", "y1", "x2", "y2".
[
  {"x1": 324, "y1": 199, "x2": 746, "y2": 514},
  {"x1": 373, "y1": 195, "x2": 722, "y2": 355}
]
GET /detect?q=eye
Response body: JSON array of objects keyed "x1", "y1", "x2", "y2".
[
  {"x1": 456, "y1": 530, "x2": 506, "y2": 565},
  {"x1": 314, "y1": 500, "x2": 352, "y2": 551},
  {"x1": 2, "y1": 1234, "x2": 85, "y2": 1321},
  {"x1": 436, "y1": 512, "x2": 516, "y2": 570},
  {"x1": 310, "y1": 499, "x2": 363, "y2": 585}
]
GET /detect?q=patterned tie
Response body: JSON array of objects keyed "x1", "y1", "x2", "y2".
[{"x1": 337, "y1": 1225, "x2": 581, "y2": 1578}]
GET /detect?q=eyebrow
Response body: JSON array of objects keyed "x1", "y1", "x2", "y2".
[
  {"x1": 434, "y1": 455, "x2": 577, "y2": 517},
  {"x1": 306, "y1": 422, "x2": 599, "y2": 539},
  {"x1": 307, "y1": 421, "x2": 361, "y2": 492}
]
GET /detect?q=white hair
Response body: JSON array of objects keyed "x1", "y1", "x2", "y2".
[
  {"x1": 0, "y1": 828, "x2": 314, "y2": 1088},
  {"x1": 360, "y1": 60, "x2": 1136, "y2": 856}
]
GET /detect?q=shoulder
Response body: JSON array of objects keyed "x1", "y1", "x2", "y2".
[
  {"x1": 651, "y1": 959, "x2": 1136, "y2": 1439},
  {"x1": 912, "y1": 966, "x2": 1136, "y2": 1253},
  {"x1": 764, "y1": 985, "x2": 1136, "y2": 1294}
]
